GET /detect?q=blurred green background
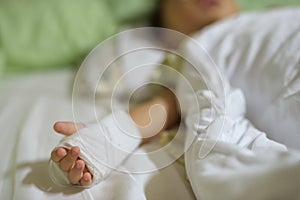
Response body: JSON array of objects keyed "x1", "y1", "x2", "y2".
[{"x1": 0, "y1": 0, "x2": 299, "y2": 75}]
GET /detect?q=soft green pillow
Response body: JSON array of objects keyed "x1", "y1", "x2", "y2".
[
  {"x1": 0, "y1": 0, "x2": 121, "y2": 74},
  {"x1": 0, "y1": 0, "x2": 156, "y2": 75},
  {"x1": 0, "y1": 49, "x2": 4, "y2": 73},
  {"x1": 0, "y1": 0, "x2": 117, "y2": 72},
  {"x1": 105, "y1": 0, "x2": 156, "y2": 24},
  {"x1": 238, "y1": 0, "x2": 300, "y2": 11}
]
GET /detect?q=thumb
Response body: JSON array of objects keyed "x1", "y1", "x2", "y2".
[{"x1": 53, "y1": 121, "x2": 85, "y2": 136}]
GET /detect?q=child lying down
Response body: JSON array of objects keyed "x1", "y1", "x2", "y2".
[{"x1": 50, "y1": 1, "x2": 300, "y2": 199}]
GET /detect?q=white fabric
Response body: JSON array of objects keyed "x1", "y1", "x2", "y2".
[
  {"x1": 191, "y1": 8, "x2": 300, "y2": 149},
  {"x1": 75, "y1": 27, "x2": 165, "y2": 102},
  {"x1": 178, "y1": 8, "x2": 300, "y2": 200},
  {"x1": 53, "y1": 111, "x2": 141, "y2": 186},
  {"x1": 0, "y1": 69, "x2": 195, "y2": 200}
]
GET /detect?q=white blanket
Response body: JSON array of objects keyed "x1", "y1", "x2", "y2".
[{"x1": 0, "y1": 70, "x2": 195, "y2": 200}]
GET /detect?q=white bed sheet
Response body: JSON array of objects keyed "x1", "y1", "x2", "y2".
[{"x1": 0, "y1": 69, "x2": 195, "y2": 200}]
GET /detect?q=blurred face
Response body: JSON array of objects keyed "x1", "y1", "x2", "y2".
[{"x1": 161, "y1": 0, "x2": 239, "y2": 35}]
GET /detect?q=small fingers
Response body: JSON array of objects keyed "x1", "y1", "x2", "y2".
[
  {"x1": 80, "y1": 172, "x2": 93, "y2": 187},
  {"x1": 68, "y1": 160, "x2": 85, "y2": 184},
  {"x1": 59, "y1": 146, "x2": 80, "y2": 171},
  {"x1": 51, "y1": 147, "x2": 67, "y2": 162}
]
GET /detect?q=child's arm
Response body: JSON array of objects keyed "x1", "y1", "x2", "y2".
[
  {"x1": 130, "y1": 88, "x2": 180, "y2": 143},
  {"x1": 50, "y1": 88, "x2": 180, "y2": 186}
]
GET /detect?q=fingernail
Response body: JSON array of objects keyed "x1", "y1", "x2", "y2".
[
  {"x1": 56, "y1": 149, "x2": 65, "y2": 157},
  {"x1": 76, "y1": 162, "x2": 82, "y2": 170},
  {"x1": 56, "y1": 123, "x2": 66, "y2": 132},
  {"x1": 71, "y1": 150, "x2": 78, "y2": 156},
  {"x1": 83, "y1": 174, "x2": 90, "y2": 181}
]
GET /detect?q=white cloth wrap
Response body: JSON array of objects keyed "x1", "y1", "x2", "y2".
[{"x1": 52, "y1": 110, "x2": 141, "y2": 186}]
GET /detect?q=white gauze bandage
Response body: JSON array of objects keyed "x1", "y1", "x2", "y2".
[{"x1": 50, "y1": 110, "x2": 141, "y2": 187}]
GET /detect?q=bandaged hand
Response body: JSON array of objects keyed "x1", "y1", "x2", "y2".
[
  {"x1": 50, "y1": 111, "x2": 142, "y2": 187},
  {"x1": 50, "y1": 122, "x2": 94, "y2": 187}
]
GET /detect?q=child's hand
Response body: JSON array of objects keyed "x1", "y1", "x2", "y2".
[{"x1": 50, "y1": 122, "x2": 93, "y2": 187}]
